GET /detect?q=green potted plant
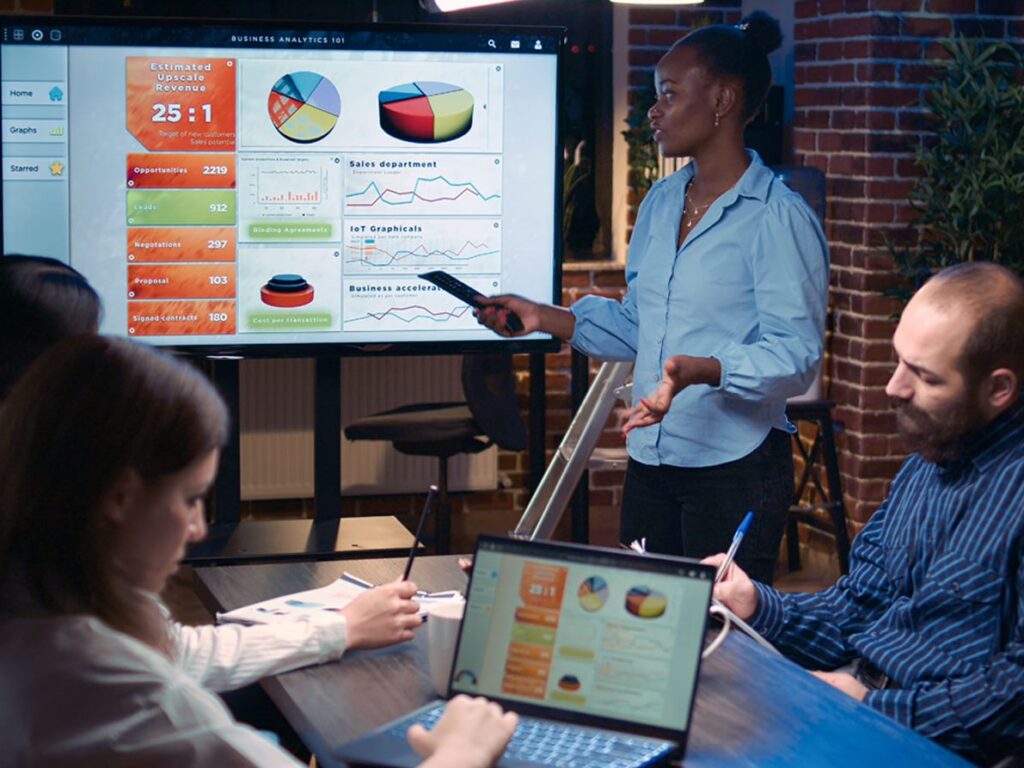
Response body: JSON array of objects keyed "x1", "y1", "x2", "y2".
[
  {"x1": 621, "y1": 82, "x2": 660, "y2": 227},
  {"x1": 887, "y1": 37, "x2": 1024, "y2": 303}
]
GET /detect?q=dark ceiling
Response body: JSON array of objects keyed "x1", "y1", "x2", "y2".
[{"x1": 54, "y1": 0, "x2": 608, "y2": 30}]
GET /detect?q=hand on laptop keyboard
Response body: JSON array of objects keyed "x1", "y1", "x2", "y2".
[{"x1": 408, "y1": 695, "x2": 519, "y2": 768}]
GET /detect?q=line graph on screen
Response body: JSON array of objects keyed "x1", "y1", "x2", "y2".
[
  {"x1": 344, "y1": 218, "x2": 501, "y2": 274},
  {"x1": 346, "y1": 304, "x2": 471, "y2": 324},
  {"x1": 344, "y1": 154, "x2": 502, "y2": 216},
  {"x1": 343, "y1": 275, "x2": 498, "y2": 332}
]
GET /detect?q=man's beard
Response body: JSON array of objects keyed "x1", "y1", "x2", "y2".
[{"x1": 891, "y1": 391, "x2": 987, "y2": 463}]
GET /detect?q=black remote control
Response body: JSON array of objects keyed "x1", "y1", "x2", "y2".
[{"x1": 418, "y1": 270, "x2": 525, "y2": 333}]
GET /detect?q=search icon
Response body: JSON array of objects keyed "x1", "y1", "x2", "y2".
[{"x1": 487, "y1": 38, "x2": 496, "y2": 49}]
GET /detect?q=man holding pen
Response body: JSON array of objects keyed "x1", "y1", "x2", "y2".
[{"x1": 707, "y1": 263, "x2": 1023, "y2": 765}]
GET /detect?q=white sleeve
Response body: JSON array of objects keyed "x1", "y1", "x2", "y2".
[
  {"x1": 26, "y1": 618, "x2": 310, "y2": 768},
  {"x1": 95, "y1": 713, "x2": 309, "y2": 768},
  {"x1": 171, "y1": 618, "x2": 349, "y2": 693}
]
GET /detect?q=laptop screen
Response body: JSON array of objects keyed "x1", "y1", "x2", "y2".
[{"x1": 450, "y1": 536, "x2": 713, "y2": 739}]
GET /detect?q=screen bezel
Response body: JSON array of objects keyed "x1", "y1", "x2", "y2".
[
  {"x1": 452, "y1": 535, "x2": 715, "y2": 745},
  {"x1": 0, "y1": 15, "x2": 564, "y2": 358}
]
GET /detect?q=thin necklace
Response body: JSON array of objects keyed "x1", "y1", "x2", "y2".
[{"x1": 684, "y1": 185, "x2": 715, "y2": 228}]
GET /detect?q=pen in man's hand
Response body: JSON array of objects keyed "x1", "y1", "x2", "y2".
[
  {"x1": 402, "y1": 485, "x2": 438, "y2": 582},
  {"x1": 715, "y1": 511, "x2": 755, "y2": 583}
]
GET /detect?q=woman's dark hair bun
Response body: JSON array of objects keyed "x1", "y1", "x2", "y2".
[{"x1": 739, "y1": 10, "x2": 783, "y2": 56}]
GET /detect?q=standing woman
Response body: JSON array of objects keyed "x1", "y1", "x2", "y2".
[
  {"x1": 0, "y1": 337, "x2": 515, "y2": 767},
  {"x1": 478, "y1": 12, "x2": 829, "y2": 584}
]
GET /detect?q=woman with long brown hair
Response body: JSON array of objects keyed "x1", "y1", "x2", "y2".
[{"x1": 0, "y1": 336, "x2": 515, "y2": 767}]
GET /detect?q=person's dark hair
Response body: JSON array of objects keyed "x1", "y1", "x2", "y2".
[
  {"x1": 671, "y1": 10, "x2": 783, "y2": 121},
  {"x1": 0, "y1": 336, "x2": 228, "y2": 656},
  {"x1": 924, "y1": 261, "x2": 1024, "y2": 385},
  {"x1": 0, "y1": 254, "x2": 101, "y2": 398}
]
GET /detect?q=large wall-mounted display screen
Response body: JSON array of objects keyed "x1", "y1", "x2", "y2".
[{"x1": 0, "y1": 18, "x2": 561, "y2": 354}]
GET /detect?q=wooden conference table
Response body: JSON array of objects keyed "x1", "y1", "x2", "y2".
[{"x1": 193, "y1": 556, "x2": 971, "y2": 768}]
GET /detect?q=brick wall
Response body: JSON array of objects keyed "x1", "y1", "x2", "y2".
[
  {"x1": 0, "y1": 0, "x2": 52, "y2": 12},
  {"x1": 615, "y1": 0, "x2": 1024, "y2": 541},
  {"x1": 793, "y1": 0, "x2": 1024, "y2": 529}
]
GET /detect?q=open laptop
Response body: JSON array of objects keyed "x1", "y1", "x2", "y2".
[{"x1": 335, "y1": 535, "x2": 714, "y2": 768}]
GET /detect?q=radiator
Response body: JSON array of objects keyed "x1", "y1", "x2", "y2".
[{"x1": 238, "y1": 357, "x2": 497, "y2": 500}]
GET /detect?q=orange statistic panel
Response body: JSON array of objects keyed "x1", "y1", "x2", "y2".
[
  {"x1": 513, "y1": 606, "x2": 559, "y2": 627},
  {"x1": 127, "y1": 153, "x2": 236, "y2": 189},
  {"x1": 128, "y1": 263, "x2": 236, "y2": 300},
  {"x1": 501, "y1": 562, "x2": 567, "y2": 701},
  {"x1": 519, "y1": 562, "x2": 567, "y2": 611},
  {"x1": 128, "y1": 227, "x2": 236, "y2": 263},
  {"x1": 126, "y1": 57, "x2": 237, "y2": 151},
  {"x1": 507, "y1": 642, "x2": 552, "y2": 663},
  {"x1": 128, "y1": 300, "x2": 236, "y2": 336}
]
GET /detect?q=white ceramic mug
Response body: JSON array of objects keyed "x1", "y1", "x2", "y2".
[{"x1": 427, "y1": 601, "x2": 465, "y2": 696}]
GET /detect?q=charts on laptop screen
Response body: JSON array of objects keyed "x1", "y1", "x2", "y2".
[
  {"x1": 0, "y1": 18, "x2": 561, "y2": 354},
  {"x1": 454, "y1": 540, "x2": 713, "y2": 735}
]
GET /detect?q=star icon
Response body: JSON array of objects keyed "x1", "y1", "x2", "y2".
[{"x1": 49, "y1": 161, "x2": 64, "y2": 176}]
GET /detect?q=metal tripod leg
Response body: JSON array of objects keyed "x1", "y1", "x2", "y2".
[{"x1": 512, "y1": 361, "x2": 633, "y2": 541}]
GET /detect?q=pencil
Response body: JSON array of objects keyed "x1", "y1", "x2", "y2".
[{"x1": 402, "y1": 485, "x2": 438, "y2": 582}]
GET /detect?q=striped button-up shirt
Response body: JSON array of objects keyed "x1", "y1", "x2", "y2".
[{"x1": 752, "y1": 399, "x2": 1024, "y2": 764}]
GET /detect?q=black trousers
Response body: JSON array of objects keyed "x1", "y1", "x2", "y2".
[{"x1": 620, "y1": 428, "x2": 793, "y2": 586}]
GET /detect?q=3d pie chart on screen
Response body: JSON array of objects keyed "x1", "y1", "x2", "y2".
[
  {"x1": 625, "y1": 586, "x2": 667, "y2": 619},
  {"x1": 577, "y1": 576, "x2": 609, "y2": 612},
  {"x1": 261, "y1": 274, "x2": 315, "y2": 307},
  {"x1": 557, "y1": 674, "x2": 582, "y2": 692},
  {"x1": 268, "y1": 72, "x2": 341, "y2": 143},
  {"x1": 378, "y1": 81, "x2": 474, "y2": 143}
]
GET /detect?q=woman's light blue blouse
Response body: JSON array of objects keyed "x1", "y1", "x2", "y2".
[{"x1": 570, "y1": 151, "x2": 829, "y2": 468}]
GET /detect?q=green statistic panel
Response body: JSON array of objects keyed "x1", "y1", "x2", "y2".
[{"x1": 126, "y1": 190, "x2": 237, "y2": 226}]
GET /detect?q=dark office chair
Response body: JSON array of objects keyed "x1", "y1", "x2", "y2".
[{"x1": 343, "y1": 353, "x2": 528, "y2": 554}]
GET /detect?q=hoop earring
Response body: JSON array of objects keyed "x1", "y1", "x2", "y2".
[{"x1": 714, "y1": 112, "x2": 720, "y2": 128}]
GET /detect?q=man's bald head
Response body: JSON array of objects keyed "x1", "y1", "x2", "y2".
[{"x1": 913, "y1": 262, "x2": 1024, "y2": 387}]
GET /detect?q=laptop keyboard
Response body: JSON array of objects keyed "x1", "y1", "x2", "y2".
[{"x1": 390, "y1": 703, "x2": 673, "y2": 768}]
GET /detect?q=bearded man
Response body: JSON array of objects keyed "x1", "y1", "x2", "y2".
[{"x1": 709, "y1": 261, "x2": 1023, "y2": 766}]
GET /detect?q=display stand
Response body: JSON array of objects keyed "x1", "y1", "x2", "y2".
[
  {"x1": 513, "y1": 359, "x2": 632, "y2": 541},
  {"x1": 528, "y1": 352, "x2": 547, "y2": 492},
  {"x1": 185, "y1": 357, "x2": 415, "y2": 565},
  {"x1": 569, "y1": 348, "x2": 591, "y2": 542}
]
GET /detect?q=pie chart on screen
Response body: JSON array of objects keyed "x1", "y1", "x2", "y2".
[
  {"x1": 378, "y1": 81, "x2": 474, "y2": 143},
  {"x1": 625, "y1": 586, "x2": 667, "y2": 619},
  {"x1": 268, "y1": 72, "x2": 341, "y2": 143},
  {"x1": 577, "y1": 576, "x2": 609, "y2": 612}
]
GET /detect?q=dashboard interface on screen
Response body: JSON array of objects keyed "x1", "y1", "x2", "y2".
[
  {"x1": 453, "y1": 540, "x2": 712, "y2": 733},
  {"x1": 0, "y1": 19, "x2": 560, "y2": 351}
]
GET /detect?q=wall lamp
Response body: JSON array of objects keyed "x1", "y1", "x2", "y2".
[
  {"x1": 421, "y1": 0, "x2": 705, "y2": 10},
  {"x1": 420, "y1": 0, "x2": 521, "y2": 11}
]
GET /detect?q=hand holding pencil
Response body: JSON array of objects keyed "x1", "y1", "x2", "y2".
[
  {"x1": 340, "y1": 580, "x2": 422, "y2": 650},
  {"x1": 339, "y1": 488, "x2": 438, "y2": 650}
]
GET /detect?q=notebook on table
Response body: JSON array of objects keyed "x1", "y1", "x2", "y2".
[{"x1": 335, "y1": 535, "x2": 714, "y2": 768}]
